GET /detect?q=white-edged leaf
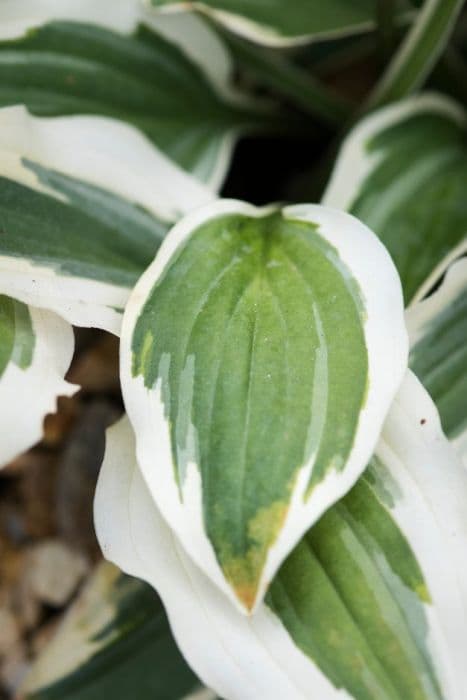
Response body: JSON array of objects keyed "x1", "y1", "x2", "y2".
[
  {"x1": 95, "y1": 372, "x2": 467, "y2": 700},
  {"x1": 96, "y1": 416, "x2": 344, "y2": 700},
  {"x1": 0, "y1": 4, "x2": 264, "y2": 190},
  {"x1": 324, "y1": 93, "x2": 467, "y2": 304},
  {"x1": 407, "y1": 257, "x2": 467, "y2": 463},
  {"x1": 0, "y1": 105, "x2": 214, "y2": 334},
  {"x1": 120, "y1": 199, "x2": 407, "y2": 612},
  {"x1": 0, "y1": 295, "x2": 76, "y2": 467},
  {"x1": 22, "y1": 561, "x2": 213, "y2": 700},
  {"x1": 146, "y1": 0, "x2": 415, "y2": 48}
]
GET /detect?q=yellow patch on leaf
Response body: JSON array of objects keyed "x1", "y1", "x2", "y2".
[{"x1": 221, "y1": 500, "x2": 289, "y2": 612}]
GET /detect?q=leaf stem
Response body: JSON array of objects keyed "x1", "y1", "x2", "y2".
[
  {"x1": 224, "y1": 33, "x2": 353, "y2": 128},
  {"x1": 368, "y1": 0, "x2": 465, "y2": 109}
]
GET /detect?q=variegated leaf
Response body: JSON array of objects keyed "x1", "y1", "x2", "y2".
[
  {"x1": 324, "y1": 94, "x2": 467, "y2": 304},
  {"x1": 95, "y1": 372, "x2": 467, "y2": 700},
  {"x1": 23, "y1": 561, "x2": 213, "y2": 700},
  {"x1": 120, "y1": 199, "x2": 407, "y2": 612},
  {"x1": 0, "y1": 105, "x2": 213, "y2": 333},
  {"x1": 0, "y1": 295, "x2": 76, "y2": 467},
  {"x1": 407, "y1": 257, "x2": 467, "y2": 464},
  {"x1": 0, "y1": 3, "x2": 259, "y2": 189},
  {"x1": 147, "y1": 0, "x2": 415, "y2": 48}
]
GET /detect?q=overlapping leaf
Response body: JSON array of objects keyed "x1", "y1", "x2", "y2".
[
  {"x1": 120, "y1": 200, "x2": 407, "y2": 612},
  {"x1": 95, "y1": 372, "x2": 467, "y2": 699},
  {"x1": 0, "y1": 295, "x2": 76, "y2": 467},
  {"x1": 147, "y1": 0, "x2": 415, "y2": 47},
  {"x1": 0, "y1": 3, "x2": 262, "y2": 188},
  {"x1": 0, "y1": 106, "x2": 213, "y2": 333},
  {"x1": 23, "y1": 562, "x2": 212, "y2": 700},
  {"x1": 408, "y1": 257, "x2": 467, "y2": 463},
  {"x1": 324, "y1": 94, "x2": 467, "y2": 303}
]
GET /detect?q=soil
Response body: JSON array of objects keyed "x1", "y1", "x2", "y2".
[{"x1": 0, "y1": 330, "x2": 122, "y2": 698}]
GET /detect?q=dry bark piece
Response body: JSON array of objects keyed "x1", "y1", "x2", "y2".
[
  {"x1": 67, "y1": 334, "x2": 120, "y2": 395},
  {"x1": 0, "y1": 608, "x2": 20, "y2": 656}
]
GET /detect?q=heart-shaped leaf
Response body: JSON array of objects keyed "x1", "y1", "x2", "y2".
[{"x1": 120, "y1": 200, "x2": 407, "y2": 611}]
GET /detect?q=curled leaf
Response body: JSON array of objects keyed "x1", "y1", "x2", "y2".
[{"x1": 0, "y1": 295, "x2": 76, "y2": 467}]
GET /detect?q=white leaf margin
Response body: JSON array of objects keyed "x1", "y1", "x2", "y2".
[
  {"x1": 0, "y1": 105, "x2": 215, "y2": 335},
  {"x1": 120, "y1": 198, "x2": 408, "y2": 613},
  {"x1": 94, "y1": 416, "x2": 344, "y2": 700},
  {"x1": 0, "y1": 301, "x2": 77, "y2": 468},
  {"x1": 0, "y1": 1, "x2": 254, "y2": 192},
  {"x1": 0, "y1": 1, "x2": 231, "y2": 103},
  {"x1": 0, "y1": 0, "x2": 140, "y2": 38},
  {"x1": 323, "y1": 93, "x2": 467, "y2": 304},
  {"x1": 145, "y1": 1, "x2": 414, "y2": 49},
  {"x1": 406, "y1": 256, "x2": 467, "y2": 463},
  {"x1": 95, "y1": 371, "x2": 467, "y2": 700},
  {"x1": 376, "y1": 372, "x2": 467, "y2": 700}
]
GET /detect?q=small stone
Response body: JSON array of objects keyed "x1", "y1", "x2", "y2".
[
  {"x1": 56, "y1": 400, "x2": 121, "y2": 558},
  {"x1": 12, "y1": 572, "x2": 41, "y2": 632},
  {"x1": 25, "y1": 540, "x2": 88, "y2": 608},
  {"x1": 0, "y1": 642, "x2": 29, "y2": 696},
  {"x1": 0, "y1": 608, "x2": 20, "y2": 656}
]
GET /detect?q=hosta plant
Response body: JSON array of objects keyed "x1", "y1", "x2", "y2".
[{"x1": 1, "y1": 0, "x2": 466, "y2": 698}]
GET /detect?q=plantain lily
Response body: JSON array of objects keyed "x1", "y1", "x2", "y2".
[
  {"x1": 1, "y1": 2, "x2": 467, "y2": 698},
  {"x1": 95, "y1": 372, "x2": 467, "y2": 700},
  {"x1": 26, "y1": 248, "x2": 467, "y2": 698},
  {"x1": 120, "y1": 199, "x2": 408, "y2": 612}
]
